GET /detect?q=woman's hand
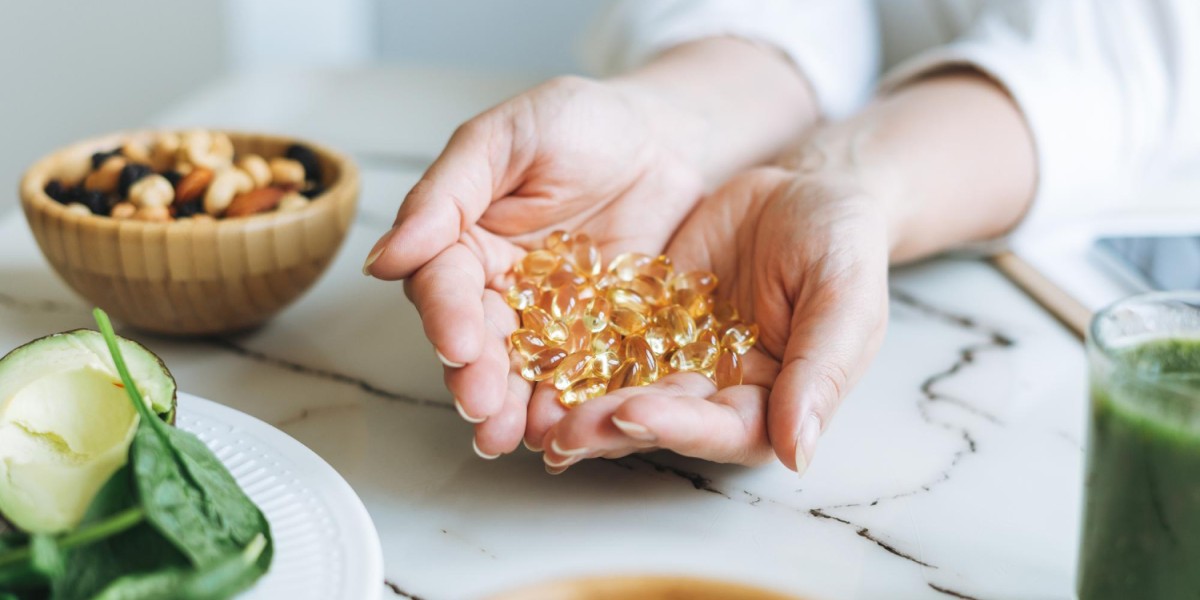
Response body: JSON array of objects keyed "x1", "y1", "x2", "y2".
[
  {"x1": 364, "y1": 39, "x2": 817, "y2": 459},
  {"x1": 368, "y1": 75, "x2": 707, "y2": 452},
  {"x1": 539, "y1": 71, "x2": 1040, "y2": 473},
  {"x1": 539, "y1": 167, "x2": 891, "y2": 473}
]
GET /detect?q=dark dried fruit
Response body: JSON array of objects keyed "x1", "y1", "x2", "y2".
[
  {"x1": 44, "y1": 180, "x2": 68, "y2": 204},
  {"x1": 117, "y1": 163, "x2": 153, "y2": 198},
  {"x1": 54, "y1": 185, "x2": 86, "y2": 206},
  {"x1": 285, "y1": 144, "x2": 321, "y2": 184},
  {"x1": 79, "y1": 190, "x2": 110, "y2": 216},
  {"x1": 90, "y1": 148, "x2": 122, "y2": 170},
  {"x1": 300, "y1": 185, "x2": 325, "y2": 199},
  {"x1": 161, "y1": 170, "x2": 182, "y2": 188},
  {"x1": 174, "y1": 199, "x2": 203, "y2": 218}
]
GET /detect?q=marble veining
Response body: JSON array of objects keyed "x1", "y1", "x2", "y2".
[
  {"x1": 0, "y1": 67, "x2": 1091, "y2": 599},
  {"x1": 205, "y1": 337, "x2": 453, "y2": 411},
  {"x1": 385, "y1": 579, "x2": 428, "y2": 600},
  {"x1": 0, "y1": 270, "x2": 1067, "y2": 599}
]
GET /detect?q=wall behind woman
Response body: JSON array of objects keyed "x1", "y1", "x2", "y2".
[
  {"x1": 376, "y1": 0, "x2": 607, "y2": 75},
  {"x1": 1, "y1": 0, "x2": 607, "y2": 217},
  {"x1": 0, "y1": 1, "x2": 228, "y2": 216}
]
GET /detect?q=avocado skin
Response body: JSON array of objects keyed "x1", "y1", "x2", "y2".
[
  {"x1": 0, "y1": 329, "x2": 177, "y2": 423},
  {"x1": 0, "y1": 328, "x2": 178, "y2": 532}
]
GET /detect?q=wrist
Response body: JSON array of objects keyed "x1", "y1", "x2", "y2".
[
  {"x1": 778, "y1": 71, "x2": 1037, "y2": 263},
  {"x1": 609, "y1": 37, "x2": 820, "y2": 187},
  {"x1": 778, "y1": 122, "x2": 915, "y2": 260}
]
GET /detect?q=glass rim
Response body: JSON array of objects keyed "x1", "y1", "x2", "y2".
[{"x1": 1089, "y1": 290, "x2": 1200, "y2": 360}]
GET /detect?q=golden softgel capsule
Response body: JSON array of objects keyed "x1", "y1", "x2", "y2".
[{"x1": 508, "y1": 231, "x2": 759, "y2": 408}]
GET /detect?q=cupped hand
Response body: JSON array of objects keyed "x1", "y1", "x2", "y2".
[
  {"x1": 540, "y1": 167, "x2": 891, "y2": 473},
  {"x1": 364, "y1": 76, "x2": 706, "y2": 456}
]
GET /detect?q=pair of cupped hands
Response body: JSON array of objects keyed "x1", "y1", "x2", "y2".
[{"x1": 364, "y1": 76, "x2": 889, "y2": 475}]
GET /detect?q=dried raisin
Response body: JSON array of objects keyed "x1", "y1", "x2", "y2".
[
  {"x1": 44, "y1": 180, "x2": 68, "y2": 204},
  {"x1": 117, "y1": 163, "x2": 153, "y2": 198},
  {"x1": 285, "y1": 144, "x2": 322, "y2": 184},
  {"x1": 90, "y1": 147, "x2": 122, "y2": 170},
  {"x1": 160, "y1": 170, "x2": 183, "y2": 188},
  {"x1": 79, "y1": 190, "x2": 110, "y2": 216},
  {"x1": 174, "y1": 199, "x2": 204, "y2": 219}
]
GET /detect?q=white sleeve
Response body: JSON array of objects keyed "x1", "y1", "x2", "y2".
[
  {"x1": 881, "y1": 0, "x2": 1200, "y2": 235},
  {"x1": 582, "y1": 0, "x2": 879, "y2": 120}
]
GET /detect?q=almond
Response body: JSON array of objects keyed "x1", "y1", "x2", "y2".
[
  {"x1": 224, "y1": 187, "x2": 285, "y2": 218},
  {"x1": 175, "y1": 168, "x2": 214, "y2": 204}
]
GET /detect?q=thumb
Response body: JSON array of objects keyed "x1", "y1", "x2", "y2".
[
  {"x1": 365, "y1": 111, "x2": 522, "y2": 280},
  {"x1": 766, "y1": 249, "x2": 889, "y2": 474}
]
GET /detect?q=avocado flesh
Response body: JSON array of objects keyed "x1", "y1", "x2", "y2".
[{"x1": 0, "y1": 330, "x2": 176, "y2": 533}]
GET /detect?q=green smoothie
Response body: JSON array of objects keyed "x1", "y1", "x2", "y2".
[{"x1": 1080, "y1": 337, "x2": 1200, "y2": 599}]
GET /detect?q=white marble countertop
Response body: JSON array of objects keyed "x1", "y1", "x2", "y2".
[{"x1": 0, "y1": 68, "x2": 1088, "y2": 600}]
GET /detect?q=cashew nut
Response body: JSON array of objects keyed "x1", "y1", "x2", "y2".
[
  {"x1": 128, "y1": 174, "x2": 175, "y2": 208},
  {"x1": 268, "y1": 157, "x2": 305, "y2": 187}
]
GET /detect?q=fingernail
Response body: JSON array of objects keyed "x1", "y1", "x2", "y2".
[
  {"x1": 550, "y1": 439, "x2": 589, "y2": 458},
  {"x1": 544, "y1": 453, "x2": 579, "y2": 469},
  {"x1": 545, "y1": 463, "x2": 567, "y2": 475},
  {"x1": 473, "y1": 438, "x2": 499, "y2": 460},
  {"x1": 362, "y1": 229, "x2": 393, "y2": 276},
  {"x1": 436, "y1": 348, "x2": 466, "y2": 368},
  {"x1": 522, "y1": 438, "x2": 542, "y2": 452},
  {"x1": 611, "y1": 416, "x2": 656, "y2": 442},
  {"x1": 455, "y1": 398, "x2": 485, "y2": 424},
  {"x1": 795, "y1": 413, "x2": 822, "y2": 476}
]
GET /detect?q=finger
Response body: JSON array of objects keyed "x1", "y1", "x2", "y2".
[
  {"x1": 458, "y1": 226, "x2": 527, "y2": 292},
  {"x1": 366, "y1": 112, "x2": 520, "y2": 280},
  {"x1": 540, "y1": 395, "x2": 636, "y2": 470},
  {"x1": 472, "y1": 361, "x2": 533, "y2": 459},
  {"x1": 612, "y1": 385, "x2": 773, "y2": 465},
  {"x1": 446, "y1": 290, "x2": 518, "y2": 423},
  {"x1": 405, "y1": 243, "x2": 487, "y2": 366},
  {"x1": 768, "y1": 253, "x2": 889, "y2": 475},
  {"x1": 523, "y1": 381, "x2": 567, "y2": 452},
  {"x1": 541, "y1": 372, "x2": 716, "y2": 467}
]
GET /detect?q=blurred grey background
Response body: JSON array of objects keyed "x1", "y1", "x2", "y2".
[{"x1": 0, "y1": 0, "x2": 607, "y2": 208}]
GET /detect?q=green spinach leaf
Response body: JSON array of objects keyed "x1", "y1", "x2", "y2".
[
  {"x1": 54, "y1": 466, "x2": 186, "y2": 600},
  {"x1": 93, "y1": 309, "x2": 272, "y2": 584},
  {"x1": 90, "y1": 534, "x2": 266, "y2": 600}
]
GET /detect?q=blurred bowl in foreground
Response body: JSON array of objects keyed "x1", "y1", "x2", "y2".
[{"x1": 487, "y1": 575, "x2": 804, "y2": 600}]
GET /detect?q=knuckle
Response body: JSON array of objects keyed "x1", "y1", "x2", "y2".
[
  {"x1": 403, "y1": 176, "x2": 435, "y2": 205},
  {"x1": 808, "y1": 360, "x2": 849, "y2": 416},
  {"x1": 725, "y1": 166, "x2": 794, "y2": 200},
  {"x1": 654, "y1": 380, "x2": 690, "y2": 397},
  {"x1": 541, "y1": 74, "x2": 594, "y2": 94},
  {"x1": 450, "y1": 118, "x2": 487, "y2": 143},
  {"x1": 745, "y1": 165, "x2": 793, "y2": 183}
]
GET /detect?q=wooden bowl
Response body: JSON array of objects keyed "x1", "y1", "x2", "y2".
[{"x1": 19, "y1": 130, "x2": 359, "y2": 335}]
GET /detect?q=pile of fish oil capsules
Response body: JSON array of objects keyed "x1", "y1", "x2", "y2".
[{"x1": 506, "y1": 230, "x2": 759, "y2": 409}]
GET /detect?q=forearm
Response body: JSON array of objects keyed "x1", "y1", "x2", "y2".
[
  {"x1": 783, "y1": 71, "x2": 1037, "y2": 262},
  {"x1": 612, "y1": 37, "x2": 820, "y2": 188}
]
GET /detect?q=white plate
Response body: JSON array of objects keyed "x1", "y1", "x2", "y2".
[{"x1": 176, "y1": 393, "x2": 383, "y2": 600}]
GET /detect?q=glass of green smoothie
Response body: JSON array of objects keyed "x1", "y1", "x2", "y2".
[{"x1": 1080, "y1": 292, "x2": 1200, "y2": 598}]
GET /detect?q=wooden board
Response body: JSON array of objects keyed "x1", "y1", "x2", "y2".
[{"x1": 992, "y1": 251, "x2": 1091, "y2": 340}]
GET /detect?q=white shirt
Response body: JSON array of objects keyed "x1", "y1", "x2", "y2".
[{"x1": 586, "y1": 0, "x2": 1200, "y2": 233}]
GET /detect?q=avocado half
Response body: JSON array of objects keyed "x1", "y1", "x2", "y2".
[{"x1": 0, "y1": 329, "x2": 176, "y2": 534}]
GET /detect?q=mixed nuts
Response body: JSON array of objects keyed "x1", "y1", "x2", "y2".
[{"x1": 42, "y1": 130, "x2": 326, "y2": 222}]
